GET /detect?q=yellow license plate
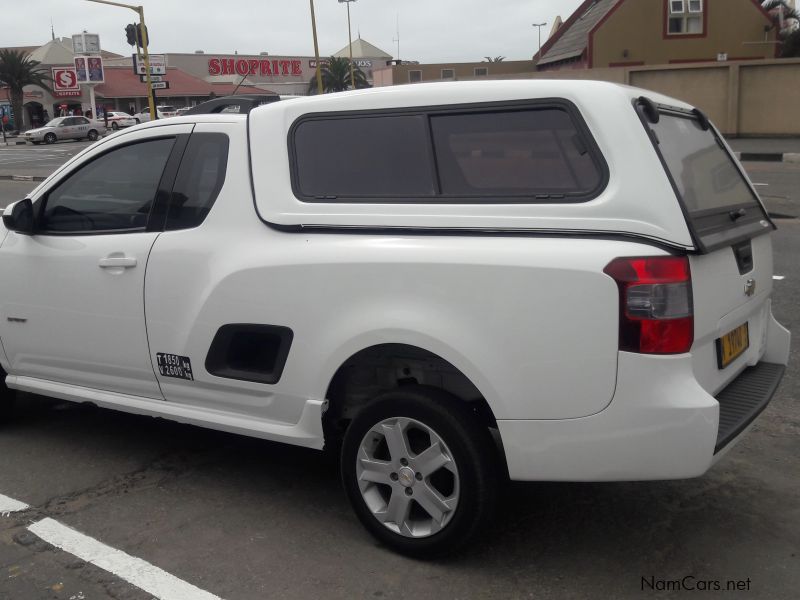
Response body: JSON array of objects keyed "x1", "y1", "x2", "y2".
[{"x1": 716, "y1": 323, "x2": 750, "y2": 369}]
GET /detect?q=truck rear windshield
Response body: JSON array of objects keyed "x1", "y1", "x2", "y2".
[{"x1": 642, "y1": 106, "x2": 771, "y2": 252}]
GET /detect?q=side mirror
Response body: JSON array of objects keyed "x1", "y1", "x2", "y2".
[{"x1": 2, "y1": 199, "x2": 35, "y2": 235}]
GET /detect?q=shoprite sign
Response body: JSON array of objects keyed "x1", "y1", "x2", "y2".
[{"x1": 208, "y1": 58, "x2": 303, "y2": 77}]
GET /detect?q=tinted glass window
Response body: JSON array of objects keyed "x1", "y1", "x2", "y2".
[
  {"x1": 41, "y1": 138, "x2": 174, "y2": 233},
  {"x1": 431, "y1": 108, "x2": 602, "y2": 197},
  {"x1": 650, "y1": 113, "x2": 759, "y2": 213},
  {"x1": 293, "y1": 115, "x2": 436, "y2": 198},
  {"x1": 166, "y1": 133, "x2": 229, "y2": 230}
]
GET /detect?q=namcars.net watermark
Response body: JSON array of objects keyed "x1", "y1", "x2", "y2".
[{"x1": 642, "y1": 576, "x2": 752, "y2": 592}]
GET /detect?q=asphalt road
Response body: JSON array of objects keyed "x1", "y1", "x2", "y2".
[
  {"x1": 0, "y1": 141, "x2": 93, "y2": 181},
  {"x1": 0, "y1": 145, "x2": 797, "y2": 600}
]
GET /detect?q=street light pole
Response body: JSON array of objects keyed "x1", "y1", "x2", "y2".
[
  {"x1": 85, "y1": 0, "x2": 156, "y2": 119},
  {"x1": 310, "y1": 0, "x2": 324, "y2": 94},
  {"x1": 339, "y1": 0, "x2": 357, "y2": 88},
  {"x1": 532, "y1": 22, "x2": 548, "y2": 55}
]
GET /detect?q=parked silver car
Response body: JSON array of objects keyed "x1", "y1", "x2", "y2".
[{"x1": 25, "y1": 117, "x2": 106, "y2": 144}]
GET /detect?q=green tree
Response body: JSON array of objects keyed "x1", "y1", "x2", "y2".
[
  {"x1": 0, "y1": 49, "x2": 52, "y2": 131},
  {"x1": 483, "y1": 56, "x2": 506, "y2": 62},
  {"x1": 307, "y1": 57, "x2": 370, "y2": 94},
  {"x1": 763, "y1": 0, "x2": 800, "y2": 57}
]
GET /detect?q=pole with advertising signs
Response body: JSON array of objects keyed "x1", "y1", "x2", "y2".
[{"x1": 85, "y1": 0, "x2": 157, "y2": 119}]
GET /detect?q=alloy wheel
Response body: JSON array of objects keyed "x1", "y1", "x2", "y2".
[{"x1": 356, "y1": 416, "x2": 459, "y2": 538}]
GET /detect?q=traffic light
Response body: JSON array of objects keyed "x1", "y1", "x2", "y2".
[
  {"x1": 124, "y1": 23, "x2": 149, "y2": 48},
  {"x1": 125, "y1": 24, "x2": 137, "y2": 46}
]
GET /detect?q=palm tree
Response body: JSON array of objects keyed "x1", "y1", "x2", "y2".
[
  {"x1": 0, "y1": 49, "x2": 52, "y2": 131},
  {"x1": 307, "y1": 57, "x2": 370, "y2": 94},
  {"x1": 763, "y1": 0, "x2": 800, "y2": 57},
  {"x1": 483, "y1": 56, "x2": 506, "y2": 63}
]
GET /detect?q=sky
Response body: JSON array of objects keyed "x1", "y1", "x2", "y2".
[{"x1": 3, "y1": 0, "x2": 586, "y2": 62}]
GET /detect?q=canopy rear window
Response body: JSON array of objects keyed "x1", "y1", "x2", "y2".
[{"x1": 638, "y1": 101, "x2": 772, "y2": 252}]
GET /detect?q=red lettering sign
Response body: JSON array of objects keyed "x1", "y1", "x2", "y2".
[{"x1": 207, "y1": 57, "x2": 304, "y2": 78}]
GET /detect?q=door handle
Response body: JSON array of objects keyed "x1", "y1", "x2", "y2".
[{"x1": 99, "y1": 256, "x2": 137, "y2": 269}]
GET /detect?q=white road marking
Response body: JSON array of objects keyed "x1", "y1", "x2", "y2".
[
  {"x1": 773, "y1": 275, "x2": 785, "y2": 280},
  {"x1": 0, "y1": 492, "x2": 29, "y2": 514},
  {"x1": 28, "y1": 518, "x2": 222, "y2": 600},
  {"x1": 753, "y1": 182, "x2": 769, "y2": 186}
]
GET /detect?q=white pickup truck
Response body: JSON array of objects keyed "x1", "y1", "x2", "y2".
[{"x1": 0, "y1": 81, "x2": 790, "y2": 556}]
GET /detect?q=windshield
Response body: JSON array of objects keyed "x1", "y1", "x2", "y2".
[{"x1": 45, "y1": 118, "x2": 66, "y2": 127}]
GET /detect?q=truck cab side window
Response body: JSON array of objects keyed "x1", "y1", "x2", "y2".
[
  {"x1": 165, "y1": 133, "x2": 229, "y2": 230},
  {"x1": 40, "y1": 138, "x2": 175, "y2": 233}
]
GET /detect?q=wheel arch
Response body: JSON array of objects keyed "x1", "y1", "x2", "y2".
[{"x1": 321, "y1": 341, "x2": 500, "y2": 448}]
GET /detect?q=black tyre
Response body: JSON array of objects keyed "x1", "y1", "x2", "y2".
[
  {"x1": 111, "y1": 122, "x2": 119, "y2": 130},
  {"x1": 341, "y1": 385, "x2": 498, "y2": 557},
  {"x1": 87, "y1": 129, "x2": 99, "y2": 141},
  {"x1": 44, "y1": 133, "x2": 56, "y2": 145},
  {"x1": 135, "y1": 118, "x2": 140, "y2": 124}
]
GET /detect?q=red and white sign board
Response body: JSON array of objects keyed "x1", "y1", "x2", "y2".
[{"x1": 52, "y1": 67, "x2": 81, "y2": 97}]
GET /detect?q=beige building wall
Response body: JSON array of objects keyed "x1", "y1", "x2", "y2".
[
  {"x1": 591, "y1": 0, "x2": 777, "y2": 68},
  {"x1": 373, "y1": 57, "x2": 800, "y2": 137},
  {"x1": 629, "y1": 66, "x2": 730, "y2": 126},
  {"x1": 375, "y1": 61, "x2": 536, "y2": 86},
  {"x1": 738, "y1": 63, "x2": 800, "y2": 134}
]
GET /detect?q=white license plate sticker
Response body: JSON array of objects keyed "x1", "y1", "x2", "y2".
[{"x1": 156, "y1": 353, "x2": 194, "y2": 380}]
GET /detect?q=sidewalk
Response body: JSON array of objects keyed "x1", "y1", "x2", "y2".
[{"x1": 725, "y1": 137, "x2": 800, "y2": 162}]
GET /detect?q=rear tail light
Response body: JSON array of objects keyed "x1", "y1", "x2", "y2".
[{"x1": 603, "y1": 256, "x2": 693, "y2": 354}]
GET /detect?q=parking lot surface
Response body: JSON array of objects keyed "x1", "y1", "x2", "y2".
[{"x1": 0, "y1": 144, "x2": 797, "y2": 599}]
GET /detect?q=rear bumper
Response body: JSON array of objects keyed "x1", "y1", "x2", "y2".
[
  {"x1": 714, "y1": 362, "x2": 784, "y2": 453},
  {"x1": 499, "y1": 314, "x2": 789, "y2": 482}
]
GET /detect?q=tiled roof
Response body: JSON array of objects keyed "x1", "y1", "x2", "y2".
[
  {"x1": 96, "y1": 66, "x2": 275, "y2": 98},
  {"x1": 537, "y1": 0, "x2": 620, "y2": 66}
]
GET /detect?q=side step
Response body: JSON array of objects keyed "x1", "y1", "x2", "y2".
[{"x1": 715, "y1": 362, "x2": 785, "y2": 453}]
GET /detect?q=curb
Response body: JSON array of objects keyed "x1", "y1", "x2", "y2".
[
  {"x1": 735, "y1": 151, "x2": 800, "y2": 163},
  {"x1": 0, "y1": 175, "x2": 47, "y2": 182}
]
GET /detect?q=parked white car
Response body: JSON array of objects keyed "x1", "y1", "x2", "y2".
[
  {"x1": 0, "y1": 81, "x2": 790, "y2": 557},
  {"x1": 132, "y1": 105, "x2": 177, "y2": 123},
  {"x1": 24, "y1": 116, "x2": 105, "y2": 144},
  {"x1": 104, "y1": 111, "x2": 137, "y2": 130}
]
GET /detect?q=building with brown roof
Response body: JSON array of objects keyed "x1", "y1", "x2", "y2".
[{"x1": 536, "y1": 0, "x2": 778, "y2": 70}]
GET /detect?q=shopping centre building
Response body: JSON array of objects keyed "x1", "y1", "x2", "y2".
[{"x1": 1, "y1": 36, "x2": 393, "y2": 130}]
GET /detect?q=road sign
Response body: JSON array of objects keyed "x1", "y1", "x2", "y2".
[
  {"x1": 133, "y1": 54, "x2": 167, "y2": 76},
  {"x1": 150, "y1": 81, "x2": 170, "y2": 90},
  {"x1": 139, "y1": 75, "x2": 164, "y2": 83}
]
